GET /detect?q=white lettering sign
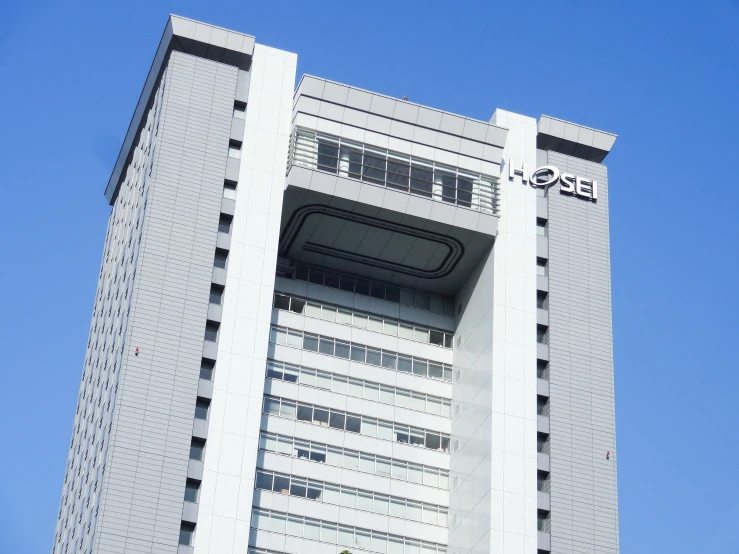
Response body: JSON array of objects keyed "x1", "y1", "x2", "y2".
[{"x1": 508, "y1": 159, "x2": 597, "y2": 201}]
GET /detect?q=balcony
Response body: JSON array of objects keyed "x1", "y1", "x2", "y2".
[
  {"x1": 279, "y1": 129, "x2": 501, "y2": 296},
  {"x1": 289, "y1": 127, "x2": 500, "y2": 215}
]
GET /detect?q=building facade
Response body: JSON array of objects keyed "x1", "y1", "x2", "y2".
[{"x1": 53, "y1": 15, "x2": 619, "y2": 554}]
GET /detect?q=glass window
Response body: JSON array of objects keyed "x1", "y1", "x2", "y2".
[
  {"x1": 310, "y1": 444, "x2": 326, "y2": 463},
  {"x1": 425, "y1": 433, "x2": 441, "y2": 451},
  {"x1": 408, "y1": 465, "x2": 423, "y2": 484},
  {"x1": 397, "y1": 356, "x2": 412, "y2": 373},
  {"x1": 305, "y1": 302, "x2": 321, "y2": 318},
  {"x1": 395, "y1": 425, "x2": 409, "y2": 444},
  {"x1": 361, "y1": 417, "x2": 377, "y2": 437},
  {"x1": 396, "y1": 389, "x2": 410, "y2": 408},
  {"x1": 415, "y1": 292, "x2": 430, "y2": 310},
  {"x1": 184, "y1": 480, "x2": 200, "y2": 503},
  {"x1": 332, "y1": 375, "x2": 347, "y2": 394},
  {"x1": 375, "y1": 494, "x2": 390, "y2": 515},
  {"x1": 218, "y1": 214, "x2": 233, "y2": 234},
  {"x1": 289, "y1": 298, "x2": 306, "y2": 314},
  {"x1": 359, "y1": 453, "x2": 375, "y2": 474},
  {"x1": 441, "y1": 401, "x2": 451, "y2": 418},
  {"x1": 287, "y1": 329, "x2": 302, "y2": 348},
  {"x1": 200, "y1": 359, "x2": 215, "y2": 380},
  {"x1": 427, "y1": 397, "x2": 442, "y2": 415},
  {"x1": 324, "y1": 271, "x2": 340, "y2": 289},
  {"x1": 295, "y1": 264, "x2": 309, "y2": 281},
  {"x1": 337, "y1": 309, "x2": 352, "y2": 325},
  {"x1": 392, "y1": 461, "x2": 407, "y2": 480},
  {"x1": 381, "y1": 352, "x2": 397, "y2": 370},
  {"x1": 350, "y1": 344, "x2": 366, "y2": 363},
  {"x1": 329, "y1": 411, "x2": 346, "y2": 430},
  {"x1": 280, "y1": 400, "x2": 296, "y2": 419},
  {"x1": 428, "y1": 363, "x2": 443, "y2": 380},
  {"x1": 270, "y1": 513, "x2": 286, "y2": 533},
  {"x1": 273, "y1": 475, "x2": 290, "y2": 494},
  {"x1": 313, "y1": 408, "x2": 329, "y2": 426},
  {"x1": 339, "y1": 527, "x2": 355, "y2": 547},
  {"x1": 439, "y1": 472, "x2": 449, "y2": 489},
  {"x1": 307, "y1": 480, "x2": 322, "y2": 500},
  {"x1": 413, "y1": 359, "x2": 427, "y2": 377},
  {"x1": 321, "y1": 306, "x2": 337, "y2": 322},
  {"x1": 308, "y1": 267, "x2": 325, "y2": 285},
  {"x1": 318, "y1": 337, "x2": 334, "y2": 356},
  {"x1": 371, "y1": 533, "x2": 388, "y2": 553},
  {"x1": 388, "y1": 537, "x2": 405, "y2": 554},
  {"x1": 255, "y1": 471, "x2": 273, "y2": 490},
  {"x1": 370, "y1": 282, "x2": 386, "y2": 299},
  {"x1": 259, "y1": 433, "x2": 276, "y2": 452},
  {"x1": 287, "y1": 516, "x2": 303, "y2": 536},
  {"x1": 303, "y1": 333, "x2": 319, "y2": 352},
  {"x1": 204, "y1": 321, "x2": 219, "y2": 342},
  {"x1": 429, "y1": 330, "x2": 444, "y2": 346},
  {"x1": 410, "y1": 428, "x2": 425, "y2": 447},
  {"x1": 379, "y1": 386, "x2": 395, "y2": 405},
  {"x1": 322, "y1": 523, "x2": 338, "y2": 544},
  {"x1": 353, "y1": 313, "x2": 368, "y2": 329},
  {"x1": 346, "y1": 414, "x2": 362, "y2": 433},
  {"x1": 304, "y1": 519, "x2": 321, "y2": 540},
  {"x1": 423, "y1": 468, "x2": 439, "y2": 488},
  {"x1": 413, "y1": 327, "x2": 428, "y2": 343},
  {"x1": 366, "y1": 348, "x2": 382, "y2": 366},
  {"x1": 389, "y1": 498, "x2": 405, "y2": 518},
  {"x1": 194, "y1": 398, "x2": 210, "y2": 420},
  {"x1": 283, "y1": 365, "x2": 299, "y2": 383},
  {"x1": 252, "y1": 510, "x2": 269, "y2": 531},
  {"x1": 377, "y1": 421, "x2": 393, "y2": 441},
  {"x1": 354, "y1": 490, "x2": 373, "y2": 512},
  {"x1": 276, "y1": 437, "x2": 292, "y2": 455},
  {"x1": 290, "y1": 478, "x2": 307, "y2": 498},
  {"x1": 364, "y1": 382, "x2": 379, "y2": 401},
  {"x1": 340, "y1": 487, "x2": 356, "y2": 508},
  {"x1": 383, "y1": 321, "x2": 398, "y2": 336},
  {"x1": 223, "y1": 181, "x2": 237, "y2": 199},
  {"x1": 398, "y1": 324, "x2": 414, "y2": 340},
  {"x1": 270, "y1": 327, "x2": 286, "y2": 345},
  {"x1": 316, "y1": 371, "x2": 332, "y2": 389},
  {"x1": 355, "y1": 279, "x2": 370, "y2": 296},
  {"x1": 335, "y1": 340, "x2": 350, "y2": 359},
  {"x1": 356, "y1": 530, "x2": 371, "y2": 550},
  {"x1": 214, "y1": 248, "x2": 228, "y2": 269},
  {"x1": 368, "y1": 317, "x2": 383, "y2": 333},
  {"x1": 323, "y1": 484, "x2": 340, "y2": 505},
  {"x1": 326, "y1": 447, "x2": 342, "y2": 466},
  {"x1": 406, "y1": 502, "x2": 422, "y2": 522},
  {"x1": 273, "y1": 293, "x2": 290, "y2": 311},
  {"x1": 294, "y1": 441, "x2": 310, "y2": 460},
  {"x1": 228, "y1": 144, "x2": 241, "y2": 159},
  {"x1": 266, "y1": 361, "x2": 283, "y2": 380},
  {"x1": 232, "y1": 103, "x2": 246, "y2": 120},
  {"x1": 299, "y1": 368, "x2": 315, "y2": 387},
  {"x1": 344, "y1": 450, "x2": 359, "y2": 469},
  {"x1": 263, "y1": 397, "x2": 281, "y2": 416},
  {"x1": 376, "y1": 457, "x2": 391, "y2": 477},
  {"x1": 339, "y1": 274, "x2": 356, "y2": 292},
  {"x1": 411, "y1": 393, "x2": 426, "y2": 412},
  {"x1": 348, "y1": 378, "x2": 363, "y2": 398}
]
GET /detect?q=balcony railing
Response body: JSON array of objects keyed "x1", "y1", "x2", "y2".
[{"x1": 289, "y1": 127, "x2": 500, "y2": 215}]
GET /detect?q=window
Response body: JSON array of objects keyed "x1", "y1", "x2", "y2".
[
  {"x1": 537, "y1": 432, "x2": 550, "y2": 454},
  {"x1": 200, "y1": 358, "x2": 215, "y2": 381},
  {"x1": 537, "y1": 395, "x2": 549, "y2": 416},
  {"x1": 184, "y1": 479, "x2": 200, "y2": 503},
  {"x1": 228, "y1": 140, "x2": 242, "y2": 159},
  {"x1": 214, "y1": 248, "x2": 228, "y2": 269},
  {"x1": 195, "y1": 398, "x2": 210, "y2": 420},
  {"x1": 210, "y1": 284, "x2": 224, "y2": 305},
  {"x1": 536, "y1": 257, "x2": 548, "y2": 277},
  {"x1": 537, "y1": 325, "x2": 549, "y2": 345},
  {"x1": 537, "y1": 360, "x2": 550, "y2": 380},
  {"x1": 537, "y1": 291, "x2": 549, "y2": 310},
  {"x1": 190, "y1": 438, "x2": 205, "y2": 460},
  {"x1": 179, "y1": 522, "x2": 195, "y2": 546},
  {"x1": 218, "y1": 214, "x2": 233, "y2": 234},
  {"x1": 204, "y1": 321, "x2": 220, "y2": 342},
  {"x1": 233, "y1": 101, "x2": 246, "y2": 120},
  {"x1": 537, "y1": 471, "x2": 550, "y2": 492},
  {"x1": 537, "y1": 509, "x2": 551, "y2": 532},
  {"x1": 223, "y1": 180, "x2": 237, "y2": 199},
  {"x1": 536, "y1": 217, "x2": 548, "y2": 236}
]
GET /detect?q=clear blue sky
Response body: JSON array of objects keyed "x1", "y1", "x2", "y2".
[{"x1": 1, "y1": 0, "x2": 737, "y2": 552}]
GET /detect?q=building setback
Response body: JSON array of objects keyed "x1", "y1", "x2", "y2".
[{"x1": 53, "y1": 14, "x2": 619, "y2": 554}]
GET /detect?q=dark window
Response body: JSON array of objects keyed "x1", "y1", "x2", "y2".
[
  {"x1": 218, "y1": 213, "x2": 233, "y2": 234},
  {"x1": 457, "y1": 177, "x2": 473, "y2": 207},
  {"x1": 537, "y1": 395, "x2": 549, "y2": 416},
  {"x1": 303, "y1": 333, "x2": 319, "y2": 352},
  {"x1": 309, "y1": 447, "x2": 326, "y2": 463},
  {"x1": 290, "y1": 479, "x2": 307, "y2": 497},
  {"x1": 329, "y1": 412, "x2": 345, "y2": 430},
  {"x1": 410, "y1": 165, "x2": 433, "y2": 197},
  {"x1": 339, "y1": 274, "x2": 355, "y2": 292},
  {"x1": 345, "y1": 415, "x2": 361, "y2": 433},
  {"x1": 426, "y1": 432, "x2": 441, "y2": 450},
  {"x1": 385, "y1": 286, "x2": 400, "y2": 303},
  {"x1": 273, "y1": 293, "x2": 290, "y2": 311},
  {"x1": 537, "y1": 291, "x2": 549, "y2": 310},
  {"x1": 297, "y1": 404, "x2": 313, "y2": 422},
  {"x1": 204, "y1": 321, "x2": 219, "y2": 342},
  {"x1": 324, "y1": 272, "x2": 340, "y2": 289},
  {"x1": 319, "y1": 337, "x2": 334, "y2": 355},
  {"x1": 223, "y1": 180, "x2": 237, "y2": 199},
  {"x1": 195, "y1": 398, "x2": 210, "y2": 420},
  {"x1": 354, "y1": 279, "x2": 370, "y2": 296},
  {"x1": 366, "y1": 348, "x2": 381, "y2": 366},
  {"x1": 308, "y1": 267, "x2": 324, "y2": 285},
  {"x1": 289, "y1": 297, "x2": 305, "y2": 314},
  {"x1": 313, "y1": 408, "x2": 329, "y2": 426},
  {"x1": 214, "y1": 248, "x2": 228, "y2": 269},
  {"x1": 429, "y1": 330, "x2": 444, "y2": 346},
  {"x1": 184, "y1": 480, "x2": 200, "y2": 503},
  {"x1": 537, "y1": 360, "x2": 550, "y2": 380},
  {"x1": 370, "y1": 282, "x2": 385, "y2": 299},
  {"x1": 190, "y1": 438, "x2": 205, "y2": 460},
  {"x1": 210, "y1": 284, "x2": 224, "y2": 305},
  {"x1": 335, "y1": 341, "x2": 350, "y2": 359},
  {"x1": 266, "y1": 362, "x2": 283, "y2": 380},
  {"x1": 200, "y1": 358, "x2": 215, "y2": 380},
  {"x1": 317, "y1": 140, "x2": 339, "y2": 172},
  {"x1": 179, "y1": 523, "x2": 195, "y2": 546},
  {"x1": 350, "y1": 345, "x2": 366, "y2": 363},
  {"x1": 256, "y1": 471, "x2": 273, "y2": 491},
  {"x1": 295, "y1": 264, "x2": 309, "y2": 281},
  {"x1": 273, "y1": 475, "x2": 290, "y2": 494}
]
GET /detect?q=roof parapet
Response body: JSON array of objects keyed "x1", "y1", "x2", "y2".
[{"x1": 537, "y1": 115, "x2": 617, "y2": 163}]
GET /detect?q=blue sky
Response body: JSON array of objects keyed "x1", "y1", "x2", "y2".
[{"x1": 1, "y1": 0, "x2": 738, "y2": 552}]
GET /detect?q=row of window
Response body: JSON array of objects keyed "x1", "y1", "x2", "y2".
[
  {"x1": 289, "y1": 263, "x2": 454, "y2": 316},
  {"x1": 269, "y1": 325, "x2": 453, "y2": 382},
  {"x1": 251, "y1": 508, "x2": 447, "y2": 554},
  {"x1": 255, "y1": 469, "x2": 448, "y2": 526},
  {"x1": 266, "y1": 359, "x2": 451, "y2": 417},
  {"x1": 273, "y1": 292, "x2": 454, "y2": 348},
  {"x1": 263, "y1": 395, "x2": 451, "y2": 452},
  {"x1": 291, "y1": 127, "x2": 499, "y2": 215},
  {"x1": 259, "y1": 432, "x2": 449, "y2": 489}
]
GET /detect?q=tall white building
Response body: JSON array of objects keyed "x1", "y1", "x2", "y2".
[{"x1": 53, "y1": 15, "x2": 619, "y2": 554}]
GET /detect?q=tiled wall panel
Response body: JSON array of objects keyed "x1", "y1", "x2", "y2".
[{"x1": 545, "y1": 151, "x2": 619, "y2": 554}]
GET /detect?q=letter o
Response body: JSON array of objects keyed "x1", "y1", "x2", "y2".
[{"x1": 529, "y1": 166, "x2": 560, "y2": 188}]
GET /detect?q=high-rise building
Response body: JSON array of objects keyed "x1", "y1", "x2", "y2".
[{"x1": 53, "y1": 14, "x2": 619, "y2": 554}]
